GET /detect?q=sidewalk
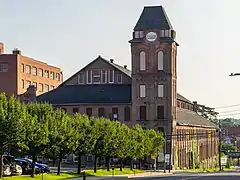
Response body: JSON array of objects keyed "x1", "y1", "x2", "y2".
[{"x1": 69, "y1": 171, "x2": 173, "y2": 180}]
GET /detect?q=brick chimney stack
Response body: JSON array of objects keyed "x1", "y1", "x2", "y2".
[{"x1": 0, "y1": 42, "x2": 4, "y2": 54}]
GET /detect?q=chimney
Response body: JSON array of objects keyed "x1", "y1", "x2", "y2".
[
  {"x1": 12, "y1": 48, "x2": 21, "y2": 55},
  {"x1": 193, "y1": 101, "x2": 198, "y2": 112},
  {"x1": 0, "y1": 42, "x2": 4, "y2": 54},
  {"x1": 124, "y1": 65, "x2": 127, "y2": 69},
  {"x1": 110, "y1": 59, "x2": 114, "y2": 63}
]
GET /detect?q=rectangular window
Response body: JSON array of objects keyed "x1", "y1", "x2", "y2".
[
  {"x1": 112, "y1": 107, "x2": 118, "y2": 120},
  {"x1": 32, "y1": 82, "x2": 37, "y2": 90},
  {"x1": 0, "y1": 63, "x2": 8, "y2": 72},
  {"x1": 86, "y1": 108, "x2": 92, "y2": 118},
  {"x1": 101, "y1": 70, "x2": 107, "y2": 84},
  {"x1": 116, "y1": 73, "x2": 122, "y2": 84},
  {"x1": 56, "y1": 73, "x2": 60, "y2": 81},
  {"x1": 86, "y1": 70, "x2": 92, "y2": 84},
  {"x1": 21, "y1": 64, "x2": 24, "y2": 72},
  {"x1": 164, "y1": 30, "x2": 169, "y2": 37},
  {"x1": 44, "y1": 84, "x2": 49, "y2": 92},
  {"x1": 134, "y1": 31, "x2": 140, "y2": 38},
  {"x1": 73, "y1": 108, "x2": 79, "y2": 114},
  {"x1": 140, "y1": 106, "x2": 146, "y2": 120},
  {"x1": 124, "y1": 107, "x2": 131, "y2": 121},
  {"x1": 139, "y1": 31, "x2": 144, "y2": 38},
  {"x1": 92, "y1": 69, "x2": 101, "y2": 84},
  {"x1": 157, "y1": 51, "x2": 164, "y2": 70},
  {"x1": 39, "y1": 83, "x2": 43, "y2": 92},
  {"x1": 38, "y1": 68, "x2": 43, "y2": 77},
  {"x1": 50, "y1": 71, "x2": 54, "y2": 80},
  {"x1": 50, "y1": 85, "x2": 54, "y2": 90},
  {"x1": 160, "y1": 30, "x2": 164, "y2": 37},
  {"x1": 98, "y1": 107, "x2": 105, "y2": 117},
  {"x1": 26, "y1": 65, "x2": 31, "y2": 74},
  {"x1": 158, "y1": 85, "x2": 164, "y2": 97},
  {"x1": 157, "y1": 106, "x2": 164, "y2": 119},
  {"x1": 140, "y1": 51, "x2": 146, "y2": 71},
  {"x1": 32, "y1": 67, "x2": 37, "y2": 76},
  {"x1": 140, "y1": 85, "x2": 146, "y2": 98},
  {"x1": 44, "y1": 70, "x2": 49, "y2": 78},
  {"x1": 26, "y1": 80, "x2": 31, "y2": 88},
  {"x1": 21, "y1": 79, "x2": 24, "y2": 88},
  {"x1": 78, "y1": 73, "x2": 84, "y2": 84},
  {"x1": 108, "y1": 70, "x2": 114, "y2": 83}
]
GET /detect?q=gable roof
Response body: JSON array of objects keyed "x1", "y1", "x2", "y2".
[
  {"x1": 134, "y1": 6, "x2": 173, "y2": 30},
  {"x1": 176, "y1": 108, "x2": 217, "y2": 128},
  {"x1": 61, "y1": 56, "x2": 131, "y2": 85},
  {"x1": 37, "y1": 84, "x2": 131, "y2": 104}
]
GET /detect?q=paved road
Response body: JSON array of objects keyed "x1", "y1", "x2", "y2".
[{"x1": 136, "y1": 172, "x2": 240, "y2": 180}]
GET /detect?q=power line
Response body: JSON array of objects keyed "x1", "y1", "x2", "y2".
[
  {"x1": 218, "y1": 109, "x2": 240, "y2": 114},
  {"x1": 215, "y1": 104, "x2": 240, "y2": 109},
  {"x1": 218, "y1": 112, "x2": 240, "y2": 117}
]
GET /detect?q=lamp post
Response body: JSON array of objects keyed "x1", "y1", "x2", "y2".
[{"x1": 218, "y1": 119, "x2": 222, "y2": 171}]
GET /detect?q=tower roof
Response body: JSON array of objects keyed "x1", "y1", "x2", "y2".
[{"x1": 134, "y1": 6, "x2": 173, "y2": 30}]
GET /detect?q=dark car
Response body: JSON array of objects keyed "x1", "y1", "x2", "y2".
[
  {"x1": 15, "y1": 159, "x2": 40, "y2": 174},
  {"x1": 19, "y1": 158, "x2": 50, "y2": 173}
]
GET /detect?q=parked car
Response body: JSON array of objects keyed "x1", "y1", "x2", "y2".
[
  {"x1": 3, "y1": 155, "x2": 22, "y2": 175},
  {"x1": 15, "y1": 159, "x2": 40, "y2": 174},
  {"x1": 20, "y1": 158, "x2": 50, "y2": 173}
]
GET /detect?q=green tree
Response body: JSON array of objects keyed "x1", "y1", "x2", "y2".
[
  {"x1": 24, "y1": 103, "x2": 52, "y2": 178},
  {"x1": 46, "y1": 109, "x2": 79, "y2": 175},
  {"x1": 222, "y1": 144, "x2": 237, "y2": 153},
  {"x1": 0, "y1": 93, "x2": 27, "y2": 178},
  {"x1": 73, "y1": 114, "x2": 94, "y2": 174}
]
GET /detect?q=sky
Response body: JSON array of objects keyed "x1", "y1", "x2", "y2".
[{"x1": 1, "y1": 0, "x2": 240, "y2": 118}]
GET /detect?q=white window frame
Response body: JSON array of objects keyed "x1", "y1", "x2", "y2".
[
  {"x1": 140, "y1": 85, "x2": 146, "y2": 98},
  {"x1": 157, "y1": 51, "x2": 164, "y2": 70},
  {"x1": 86, "y1": 70, "x2": 92, "y2": 84},
  {"x1": 92, "y1": 69, "x2": 101, "y2": 84},
  {"x1": 164, "y1": 30, "x2": 169, "y2": 37},
  {"x1": 134, "y1": 31, "x2": 140, "y2": 38},
  {"x1": 139, "y1": 51, "x2": 146, "y2": 71},
  {"x1": 108, "y1": 70, "x2": 114, "y2": 83},
  {"x1": 32, "y1": 82, "x2": 37, "y2": 89},
  {"x1": 32, "y1": 67, "x2": 37, "y2": 76},
  {"x1": 38, "y1": 68, "x2": 43, "y2": 77},
  {"x1": 39, "y1": 83, "x2": 43, "y2": 92},
  {"x1": 26, "y1": 65, "x2": 31, "y2": 74},
  {"x1": 26, "y1": 80, "x2": 31, "y2": 88},
  {"x1": 160, "y1": 30, "x2": 164, "y2": 37},
  {"x1": 139, "y1": 31, "x2": 144, "y2": 38},
  {"x1": 116, "y1": 73, "x2": 122, "y2": 84},
  {"x1": 77, "y1": 73, "x2": 84, "y2": 84},
  {"x1": 158, "y1": 85, "x2": 164, "y2": 97},
  {"x1": 101, "y1": 70, "x2": 107, "y2": 84}
]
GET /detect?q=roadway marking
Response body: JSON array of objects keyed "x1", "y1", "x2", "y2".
[{"x1": 180, "y1": 177, "x2": 201, "y2": 180}]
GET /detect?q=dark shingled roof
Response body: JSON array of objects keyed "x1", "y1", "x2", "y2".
[
  {"x1": 134, "y1": 6, "x2": 173, "y2": 30},
  {"x1": 176, "y1": 108, "x2": 217, "y2": 128},
  {"x1": 37, "y1": 84, "x2": 132, "y2": 104}
]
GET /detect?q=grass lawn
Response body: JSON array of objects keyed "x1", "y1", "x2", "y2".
[
  {"x1": 180, "y1": 167, "x2": 233, "y2": 173},
  {"x1": 85, "y1": 168, "x2": 144, "y2": 176},
  {"x1": 1, "y1": 173, "x2": 80, "y2": 180},
  {"x1": 0, "y1": 168, "x2": 144, "y2": 179}
]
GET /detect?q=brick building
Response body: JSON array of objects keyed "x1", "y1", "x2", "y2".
[
  {"x1": 0, "y1": 44, "x2": 63, "y2": 96},
  {"x1": 37, "y1": 6, "x2": 218, "y2": 169}
]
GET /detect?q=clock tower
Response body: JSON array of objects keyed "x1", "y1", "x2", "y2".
[{"x1": 129, "y1": 6, "x2": 178, "y2": 168}]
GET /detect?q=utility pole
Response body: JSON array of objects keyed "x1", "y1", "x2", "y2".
[{"x1": 218, "y1": 119, "x2": 222, "y2": 171}]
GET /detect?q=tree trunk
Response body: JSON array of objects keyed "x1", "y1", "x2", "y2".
[
  {"x1": 52, "y1": 159, "x2": 56, "y2": 167},
  {"x1": 130, "y1": 158, "x2": 133, "y2": 170},
  {"x1": 106, "y1": 157, "x2": 110, "y2": 171},
  {"x1": 94, "y1": 155, "x2": 97, "y2": 173},
  {"x1": 57, "y1": 152, "x2": 62, "y2": 175},
  {"x1": 120, "y1": 158, "x2": 123, "y2": 171},
  {"x1": 0, "y1": 145, "x2": 3, "y2": 179},
  {"x1": 31, "y1": 154, "x2": 36, "y2": 178},
  {"x1": 138, "y1": 159, "x2": 141, "y2": 169},
  {"x1": 77, "y1": 153, "x2": 82, "y2": 174}
]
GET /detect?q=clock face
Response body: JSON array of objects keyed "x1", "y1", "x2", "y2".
[{"x1": 146, "y1": 32, "x2": 157, "y2": 42}]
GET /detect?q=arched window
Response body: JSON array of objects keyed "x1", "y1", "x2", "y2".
[
  {"x1": 157, "y1": 51, "x2": 164, "y2": 70},
  {"x1": 139, "y1": 51, "x2": 146, "y2": 71}
]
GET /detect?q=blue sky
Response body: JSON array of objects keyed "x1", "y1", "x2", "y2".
[{"x1": 1, "y1": 0, "x2": 240, "y2": 118}]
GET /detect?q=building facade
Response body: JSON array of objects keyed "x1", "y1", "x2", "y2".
[
  {"x1": 36, "y1": 6, "x2": 218, "y2": 170},
  {"x1": 0, "y1": 44, "x2": 63, "y2": 96}
]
